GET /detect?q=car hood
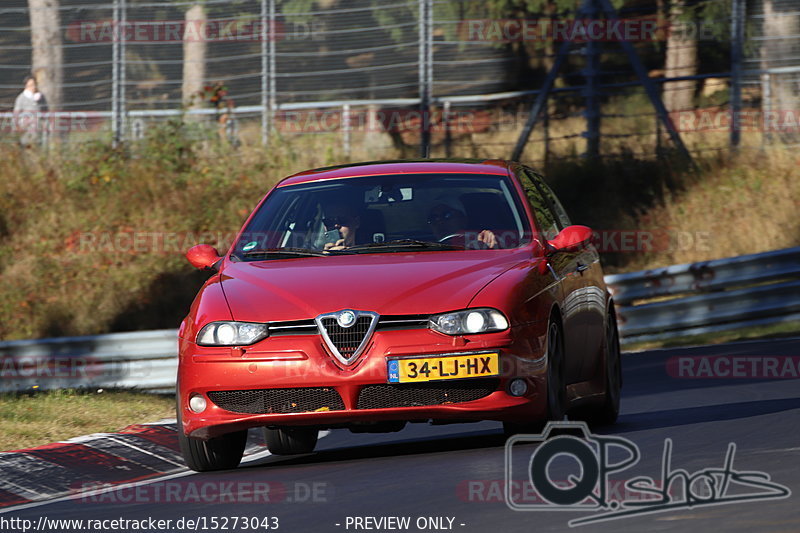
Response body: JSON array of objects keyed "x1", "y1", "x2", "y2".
[{"x1": 220, "y1": 250, "x2": 529, "y2": 322}]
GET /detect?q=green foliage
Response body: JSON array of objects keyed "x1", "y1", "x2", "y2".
[
  {"x1": 140, "y1": 117, "x2": 202, "y2": 174},
  {"x1": 279, "y1": 0, "x2": 318, "y2": 24},
  {"x1": 674, "y1": 0, "x2": 757, "y2": 57},
  {"x1": 65, "y1": 140, "x2": 129, "y2": 192}
]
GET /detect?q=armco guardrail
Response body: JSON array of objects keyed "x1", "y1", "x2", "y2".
[
  {"x1": 0, "y1": 329, "x2": 177, "y2": 393},
  {"x1": 1, "y1": 247, "x2": 799, "y2": 392},
  {"x1": 608, "y1": 246, "x2": 800, "y2": 344}
]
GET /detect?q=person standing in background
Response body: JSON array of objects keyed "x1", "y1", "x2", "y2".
[{"x1": 13, "y1": 75, "x2": 47, "y2": 147}]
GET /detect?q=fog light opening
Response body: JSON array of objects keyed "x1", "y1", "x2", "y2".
[
  {"x1": 509, "y1": 378, "x2": 528, "y2": 397},
  {"x1": 188, "y1": 394, "x2": 207, "y2": 413}
]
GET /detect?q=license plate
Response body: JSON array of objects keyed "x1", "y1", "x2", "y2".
[{"x1": 387, "y1": 353, "x2": 499, "y2": 383}]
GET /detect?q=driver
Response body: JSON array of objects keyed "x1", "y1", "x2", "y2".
[
  {"x1": 427, "y1": 196, "x2": 498, "y2": 249},
  {"x1": 323, "y1": 202, "x2": 361, "y2": 250}
]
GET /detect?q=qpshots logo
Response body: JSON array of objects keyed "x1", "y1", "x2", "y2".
[{"x1": 505, "y1": 421, "x2": 790, "y2": 527}]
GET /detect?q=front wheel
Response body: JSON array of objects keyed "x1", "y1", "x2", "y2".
[
  {"x1": 585, "y1": 313, "x2": 621, "y2": 426},
  {"x1": 178, "y1": 408, "x2": 247, "y2": 472},
  {"x1": 263, "y1": 427, "x2": 319, "y2": 455},
  {"x1": 504, "y1": 318, "x2": 565, "y2": 436}
]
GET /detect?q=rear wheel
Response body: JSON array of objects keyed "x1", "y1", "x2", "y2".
[
  {"x1": 177, "y1": 406, "x2": 247, "y2": 472},
  {"x1": 263, "y1": 427, "x2": 319, "y2": 455},
  {"x1": 504, "y1": 318, "x2": 566, "y2": 435},
  {"x1": 585, "y1": 313, "x2": 621, "y2": 427}
]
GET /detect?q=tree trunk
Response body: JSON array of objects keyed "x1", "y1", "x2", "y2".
[
  {"x1": 663, "y1": 1, "x2": 697, "y2": 112},
  {"x1": 28, "y1": 0, "x2": 63, "y2": 111},
  {"x1": 182, "y1": 4, "x2": 207, "y2": 112}
]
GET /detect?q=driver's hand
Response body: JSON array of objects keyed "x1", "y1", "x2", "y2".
[
  {"x1": 325, "y1": 239, "x2": 347, "y2": 251},
  {"x1": 478, "y1": 230, "x2": 498, "y2": 249}
]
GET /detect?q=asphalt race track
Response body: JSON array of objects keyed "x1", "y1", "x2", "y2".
[{"x1": 4, "y1": 337, "x2": 800, "y2": 533}]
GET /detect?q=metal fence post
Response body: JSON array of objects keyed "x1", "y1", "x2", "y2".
[
  {"x1": 443, "y1": 100, "x2": 451, "y2": 157},
  {"x1": 418, "y1": 0, "x2": 431, "y2": 157},
  {"x1": 583, "y1": 0, "x2": 601, "y2": 159},
  {"x1": 426, "y1": 0, "x2": 433, "y2": 151},
  {"x1": 761, "y1": 72, "x2": 772, "y2": 146},
  {"x1": 342, "y1": 103, "x2": 351, "y2": 157},
  {"x1": 112, "y1": 0, "x2": 119, "y2": 145},
  {"x1": 730, "y1": 0, "x2": 745, "y2": 149},
  {"x1": 268, "y1": 0, "x2": 276, "y2": 142},
  {"x1": 120, "y1": 0, "x2": 127, "y2": 142},
  {"x1": 261, "y1": 0, "x2": 269, "y2": 145}
]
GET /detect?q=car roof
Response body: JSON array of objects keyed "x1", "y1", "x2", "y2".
[{"x1": 276, "y1": 159, "x2": 513, "y2": 187}]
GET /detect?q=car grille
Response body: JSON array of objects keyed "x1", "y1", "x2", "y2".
[
  {"x1": 375, "y1": 315, "x2": 430, "y2": 331},
  {"x1": 266, "y1": 314, "x2": 429, "y2": 338},
  {"x1": 207, "y1": 387, "x2": 345, "y2": 414},
  {"x1": 355, "y1": 378, "x2": 499, "y2": 409},
  {"x1": 268, "y1": 319, "x2": 317, "y2": 336},
  {"x1": 319, "y1": 316, "x2": 374, "y2": 360}
]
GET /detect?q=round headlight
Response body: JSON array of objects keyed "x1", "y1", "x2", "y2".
[
  {"x1": 216, "y1": 323, "x2": 236, "y2": 344},
  {"x1": 465, "y1": 311, "x2": 486, "y2": 333}
]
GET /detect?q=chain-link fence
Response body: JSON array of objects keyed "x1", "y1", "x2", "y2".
[
  {"x1": 745, "y1": 0, "x2": 800, "y2": 146},
  {"x1": 1, "y1": 0, "x2": 798, "y2": 161}
]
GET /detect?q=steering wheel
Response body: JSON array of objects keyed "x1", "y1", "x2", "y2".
[{"x1": 438, "y1": 232, "x2": 465, "y2": 244}]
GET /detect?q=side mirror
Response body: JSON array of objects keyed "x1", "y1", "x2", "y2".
[
  {"x1": 547, "y1": 225, "x2": 593, "y2": 253},
  {"x1": 186, "y1": 244, "x2": 222, "y2": 271}
]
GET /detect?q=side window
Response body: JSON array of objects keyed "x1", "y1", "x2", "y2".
[
  {"x1": 534, "y1": 174, "x2": 572, "y2": 229},
  {"x1": 519, "y1": 170, "x2": 559, "y2": 240}
]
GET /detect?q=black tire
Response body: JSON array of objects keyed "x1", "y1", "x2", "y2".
[
  {"x1": 263, "y1": 427, "x2": 319, "y2": 455},
  {"x1": 585, "y1": 313, "x2": 622, "y2": 427},
  {"x1": 177, "y1": 404, "x2": 247, "y2": 472},
  {"x1": 504, "y1": 318, "x2": 566, "y2": 436}
]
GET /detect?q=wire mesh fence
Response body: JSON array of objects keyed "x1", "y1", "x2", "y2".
[
  {"x1": 1, "y1": 0, "x2": 798, "y2": 160},
  {"x1": 745, "y1": 0, "x2": 800, "y2": 147}
]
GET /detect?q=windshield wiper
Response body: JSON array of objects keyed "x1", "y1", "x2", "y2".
[
  {"x1": 239, "y1": 247, "x2": 350, "y2": 260},
  {"x1": 347, "y1": 239, "x2": 460, "y2": 252}
]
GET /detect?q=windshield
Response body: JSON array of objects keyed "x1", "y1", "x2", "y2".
[{"x1": 231, "y1": 173, "x2": 531, "y2": 260}]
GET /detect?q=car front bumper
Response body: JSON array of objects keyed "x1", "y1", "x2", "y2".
[{"x1": 178, "y1": 327, "x2": 548, "y2": 439}]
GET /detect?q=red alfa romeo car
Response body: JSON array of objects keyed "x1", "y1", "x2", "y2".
[{"x1": 177, "y1": 159, "x2": 621, "y2": 471}]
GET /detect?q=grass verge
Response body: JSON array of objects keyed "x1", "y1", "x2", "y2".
[{"x1": 0, "y1": 389, "x2": 176, "y2": 451}]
